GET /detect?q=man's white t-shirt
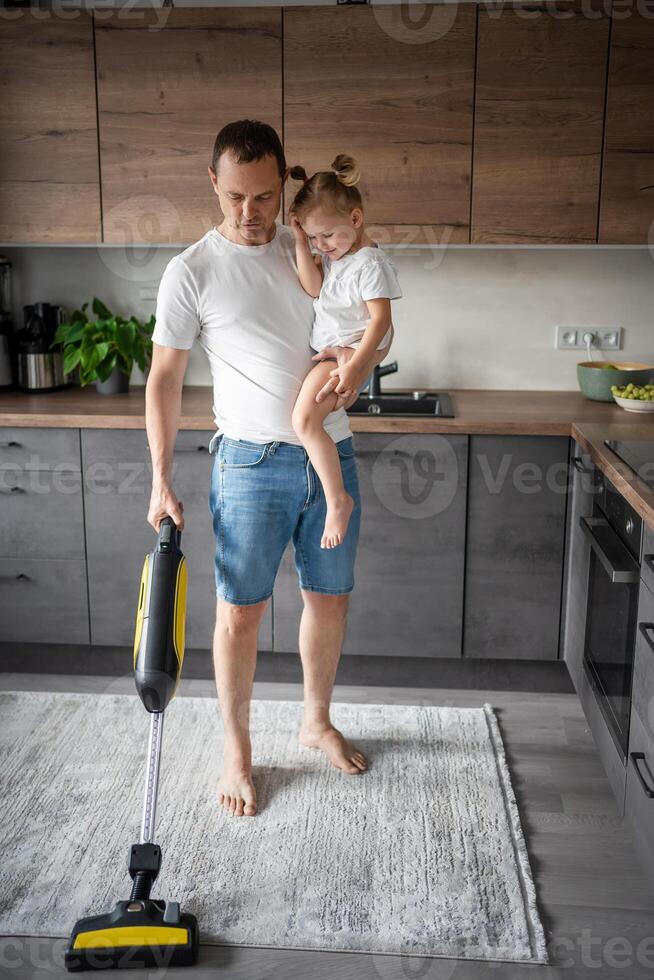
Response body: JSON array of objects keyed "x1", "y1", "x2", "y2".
[{"x1": 152, "y1": 223, "x2": 352, "y2": 446}]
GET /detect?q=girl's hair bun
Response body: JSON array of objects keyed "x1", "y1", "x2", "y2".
[
  {"x1": 331, "y1": 154, "x2": 361, "y2": 187},
  {"x1": 289, "y1": 153, "x2": 363, "y2": 219},
  {"x1": 289, "y1": 164, "x2": 308, "y2": 183}
]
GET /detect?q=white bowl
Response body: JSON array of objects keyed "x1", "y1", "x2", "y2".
[{"x1": 613, "y1": 394, "x2": 654, "y2": 413}]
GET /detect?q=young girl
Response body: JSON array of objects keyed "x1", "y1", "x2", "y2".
[{"x1": 289, "y1": 154, "x2": 402, "y2": 550}]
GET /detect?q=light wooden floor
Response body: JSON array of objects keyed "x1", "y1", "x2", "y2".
[{"x1": 1, "y1": 673, "x2": 653, "y2": 980}]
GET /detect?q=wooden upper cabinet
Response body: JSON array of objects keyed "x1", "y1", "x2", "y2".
[
  {"x1": 472, "y1": 1, "x2": 609, "y2": 244},
  {"x1": 599, "y1": 13, "x2": 654, "y2": 244},
  {"x1": 283, "y1": 5, "x2": 476, "y2": 245},
  {"x1": 0, "y1": 12, "x2": 101, "y2": 244},
  {"x1": 94, "y1": 9, "x2": 282, "y2": 245}
]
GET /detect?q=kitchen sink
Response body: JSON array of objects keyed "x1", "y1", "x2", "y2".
[{"x1": 347, "y1": 391, "x2": 454, "y2": 417}]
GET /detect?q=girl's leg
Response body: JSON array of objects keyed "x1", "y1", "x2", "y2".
[{"x1": 292, "y1": 360, "x2": 355, "y2": 549}]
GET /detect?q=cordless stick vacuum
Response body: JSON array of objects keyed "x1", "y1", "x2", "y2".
[{"x1": 65, "y1": 516, "x2": 199, "y2": 971}]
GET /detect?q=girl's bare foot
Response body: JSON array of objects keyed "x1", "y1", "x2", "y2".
[
  {"x1": 321, "y1": 492, "x2": 354, "y2": 549},
  {"x1": 299, "y1": 724, "x2": 368, "y2": 774}
]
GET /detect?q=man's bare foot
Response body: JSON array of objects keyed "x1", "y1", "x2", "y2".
[
  {"x1": 321, "y1": 493, "x2": 354, "y2": 549},
  {"x1": 217, "y1": 764, "x2": 257, "y2": 816},
  {"x1": 299, "y1": 724, "x2": 367, "y2": 774}
]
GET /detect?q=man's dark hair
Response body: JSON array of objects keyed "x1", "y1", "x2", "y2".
[{"x1": 210, "y1": 119, "x2": 286, "y2": 178}]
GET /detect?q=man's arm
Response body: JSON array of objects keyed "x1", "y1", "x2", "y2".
[{"x1": 145, "y1": 342, "x2": 190, "y2": 531}]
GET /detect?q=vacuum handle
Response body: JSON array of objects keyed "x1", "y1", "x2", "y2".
[{"x1": 157, "y1": 514, "x2": 181, "y2": 552}]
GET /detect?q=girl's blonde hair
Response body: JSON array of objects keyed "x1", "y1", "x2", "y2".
[{"x1": 289, "y1": 154, "x2": 362, "y2": 221}]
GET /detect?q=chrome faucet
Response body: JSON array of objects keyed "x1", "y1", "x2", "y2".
[{"x1": 366, "y1": 360, "x2": 398, "y2": 398}]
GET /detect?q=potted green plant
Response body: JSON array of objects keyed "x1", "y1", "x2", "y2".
[{"x1": 50, "y1": 298, "x2": 155, "y2": 394}]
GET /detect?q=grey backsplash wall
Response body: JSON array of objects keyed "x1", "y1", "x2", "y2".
[{"x1": 3, "y1": 243, "x2": 653, "y2": 391}]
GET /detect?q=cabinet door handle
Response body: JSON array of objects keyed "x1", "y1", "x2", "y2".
[
  {"x1": 0, "y1": 486, "x2": 25, "y2": 494},
  {"x1": 0, "y1": 440, "x2": 22, "y2": 449},
  {"x1": 174, "y1": 445, "x2": 208, "y2": 454},
  {"x1": 0, "y1": 573, "x2": 30, "y2": 581},
  {"x1": 639, "y1": 622, "x2": 654, "y2": 656},
  {"x1": 630, "y1": 752, "x2": 654, "y2": 799}
]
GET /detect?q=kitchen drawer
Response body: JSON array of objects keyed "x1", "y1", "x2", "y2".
[
  {"x1": 642, "y1": 523, "x2": 654, "y2": 598},
  {"x1": 561, "y1": 440, "x2": 597, "y2": 693},
  {"x1": 0, "y1": 467, "x2": 84, "y2": 559},
  {"x1": 0, "y1": 558, "x2": 89, "y2": 644},
  {"x1": 625, "y1": 705, "x2": 654, "y2": 893},
  {"x1": 81, "y1": 428, "x2": 215, "y2": 466},
  {"x1": 632, "y1": 576, "x2": 654, "y2": 733},
  {"x1": 170, "y1": 429, "x2": 215, "y2": 456},
  {"x1": 0, "y1": 427, "x2": 81, "y2": 471},
  {"x1": 579, "y1": 662, "x2": 627, "y2": 813}
]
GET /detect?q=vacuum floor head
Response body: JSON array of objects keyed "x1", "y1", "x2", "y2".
[{"x1": 65, "y1": 899, "x2": 199, "y2": 972}]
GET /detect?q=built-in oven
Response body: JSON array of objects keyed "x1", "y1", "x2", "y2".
[{"x1": 580, "y1": 475, "x2": 642, "y2": 762}]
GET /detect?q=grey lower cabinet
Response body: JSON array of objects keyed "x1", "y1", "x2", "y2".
[
  {"x1": 0, "y1": 557, "x2": 89, "y2": 644},
  {"x1": 82, "y1": 429, "x2": 273, "y2": 651},
  {"x1": 0, "y1": 427, "x2": 89, "y2": 644},
  {"x1": 463, "y1": 435, "x2": 569, "y2": 659},
  {"x1": 273, "y1": 433, "x2": 468, "y2": 657},
  {"x1": 642, "y1": 522, "x2": 654, "y2": 598},
  {"x1": 560, "y1": 439, "x2": 598, "y2": 692},
  {"x1": 625, "y1": 707, "x2": 654, "y2": 889},
  {"x1": 626, "y1": 575, "x2": 654, "y2": 885}
]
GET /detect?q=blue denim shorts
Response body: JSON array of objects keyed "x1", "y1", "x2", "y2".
[{"x1": 207, "y1": 433, "x2": 361, "y2": 605}]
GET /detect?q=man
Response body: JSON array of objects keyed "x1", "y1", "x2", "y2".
[{"x1": 145, "y1": 120, "x2": 391, "y2": 818}]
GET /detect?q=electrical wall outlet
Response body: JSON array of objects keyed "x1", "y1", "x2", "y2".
[{"x1": 555, "y1": 326, "x2": 623, "y2": 351}]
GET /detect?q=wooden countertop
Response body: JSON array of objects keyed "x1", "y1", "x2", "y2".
[
  {"x1": 1, "y1": 384, "x2": 654, "y2": 435},
  {"x1": 572, "y1": 421, "x2": 654, "y2": 532},
  {"x1": 2, "y1": 384, "x2": 653, "y2": 527}
]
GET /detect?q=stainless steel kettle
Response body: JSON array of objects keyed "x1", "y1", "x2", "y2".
[{"x1": 16, "y1": 303, "x2": 74, "y2": 391}]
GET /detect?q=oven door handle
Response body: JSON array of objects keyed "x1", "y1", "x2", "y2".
[{"x1": 579, "y1": 516, "x2": 640, "y2": 584}]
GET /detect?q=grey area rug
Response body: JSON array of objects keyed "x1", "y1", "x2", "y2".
[{"x1": 0, "y1": 691, "x2": 548, "y2": 964}]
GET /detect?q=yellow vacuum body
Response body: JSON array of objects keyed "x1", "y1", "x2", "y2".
[
  {"x1": 65, "y1": 516, "x2": 199, "y2": 971},
  {"x1": 134, "y1": 517, "x2": 188, "y2": 713}
]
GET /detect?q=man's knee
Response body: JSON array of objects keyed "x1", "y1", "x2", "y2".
[
  {"x1": 215, "y1": 597, "x2": 268, "y2": 636},
  {"x1": 301, "y1": 589, "x2": 349, "y2": 621}
]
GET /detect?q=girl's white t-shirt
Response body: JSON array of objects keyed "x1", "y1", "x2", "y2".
[
  {"x1": 152, "y1": 223, "x2": 352, "y2": 445},
  {"x1": 310, "y1": 245, "x2": 402, "y2": 353}
]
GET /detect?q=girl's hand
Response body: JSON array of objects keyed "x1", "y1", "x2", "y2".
[
  {"x1": 314, "y1": 347, "x2": 363, "y2": 404},
  {"x1": 290, "y1": 214, "x2": 308, "y2": 245},
  {"x1": 331, "y1": 360, "x2": 367, "y2": 398},
  {"x1": 315, "y1": 374, "x2": 359, "y2": 410}
]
